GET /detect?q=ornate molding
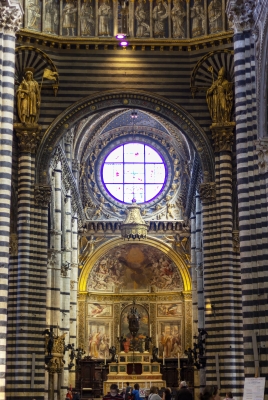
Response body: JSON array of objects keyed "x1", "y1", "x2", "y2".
[
  {"x1": 0, "y1": 2, "x2": 22, "y2": 32},
  {"x1": 255, "y1": 139, "x2": 268, "y2": 174},
  {"x1": 226, "y1": 0, "x2": 255, "y2": 33},
  {"x1": 35, "y1": 184, "x2": 52, "y2": 207},
  {"x1": 210, "y1": 122, "x2": 235, "y2": 153},
  {"x1": 14, "y1": 123, "x2": 42, "y2": 153},
  {"x1": 199, "y1": 182, "x2": 216, "y2": 204}
]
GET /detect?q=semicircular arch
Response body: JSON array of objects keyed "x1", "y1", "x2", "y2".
[
  {"x1": 36, "y1": 89, "x2": 214, "y2": 184},
  {"x1": 79, "y1": 236, "x2": 192, "y2": 294}
]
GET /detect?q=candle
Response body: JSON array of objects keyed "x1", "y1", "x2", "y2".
[{"x1": 118, "y1": 325, "x2": 120, "y2": 337}]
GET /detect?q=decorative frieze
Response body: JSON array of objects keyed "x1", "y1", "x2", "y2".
[
  {"x1": 199, "y1": 182, "x2": 216, "y2": 203},
  {"x1": 35, "y1": 184, "x2": 52, "y2": 207}
]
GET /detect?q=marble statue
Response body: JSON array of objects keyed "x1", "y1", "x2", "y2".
[
  {"x1": 171, "y1": 0, "x2": 186, "y2": 39},
  {"x1": 17, "y1": 70, "x2": 40, "y2": 124},
  {"x1": 62, "y1": 0, "x2": 77, "y2": 36},
  {"x1": 44, "y1": 0, "x2": 59, "y2": 34},
  {"x1": 206, "y1": 67, "x2": 233, "y2": 124},
  {"x1": 135, "y1": 0, "x2": 150, "y2": 37},
  {"x1": 208, "y1": 0, "x2": 222, "y2": 34},
  {"x1": 153, "y1": 0, "x2": 168, "y2": 38},
  {"x1": 98, "y1": 0, "x2": 112, "y2": 36},
  {"x1": 81, "y1": 0, "x2": 95, "y2": 36},
  {"x1": 27, "y1": 0, "x2": 41, "y2": 30},
  {"x1": 190, "y1": 0, "x2": 205, "y2": 37}
]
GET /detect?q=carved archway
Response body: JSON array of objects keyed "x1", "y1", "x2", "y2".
[{"x1": 36, "y1": 90, "x2": 214, "y2": 184}]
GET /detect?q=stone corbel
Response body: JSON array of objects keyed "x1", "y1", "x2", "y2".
[{"x1": 199, "y1": 182, "x2": 216, "y2": 204}]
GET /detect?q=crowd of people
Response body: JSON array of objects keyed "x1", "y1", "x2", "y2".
[{"x1": 102, "y1": 382, "x2": 234, "y2": 400}]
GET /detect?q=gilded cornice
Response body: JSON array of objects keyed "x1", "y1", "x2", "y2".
[{"x1": 17, "y1": 29, "x2": 233, "y2": 52}]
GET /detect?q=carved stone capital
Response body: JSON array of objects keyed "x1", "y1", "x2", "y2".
[
  {"x1": 210, "y1": 122, "x2": 235, "y2": 153},
  {"x1": 9, "y1": 233, "x2": 18, "y2": 256},
  {"x1": 35, "y1": 185, "x2": 52, "y2": 207},
  {"x1": 199, "y1": 182, "x2": 216, "y2": 203},
  {"x1": 226, "y1": 0, "x2": 255, "y2": 33},
  {"x1": 14, "y1": 123, "x2": 42, "y2": 153},
  {"x1": 72, "y1": 159, "x2": 80, "y2": 171},
  {"x1": 255, "y1": 139, "x2": 268, "y2": 174},
  {"x1": 0, "y1": 2, "x2": 22, "y2": 33},
  {"x1": 183, "y1": 291, "x2": 192, "y2": 301}
]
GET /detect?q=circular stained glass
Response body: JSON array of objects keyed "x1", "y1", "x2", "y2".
[{"x1": 102, "y1": 143, "x2": 167, "y2": 204}]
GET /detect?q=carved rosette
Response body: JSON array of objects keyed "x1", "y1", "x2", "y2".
[
  {"x1": 232, "y1": 230, "x2": 240, "y2": 253},
  {"x1": 255, "y1": 139, "x2": 268, "y2": 174},
  {"x1": 226, "y1": 0, "x2": 255, "y2": 33},
  {"x1": 210, "y1": 122, "x2": 235, "y2": 153},
  {"x1": 14, "y1": 123, "x2": 42, "y2": 153},
  {"x1": 199, "y1": 182, "x2": 216, "y2": 204},
  {"x1": 0, "y1": 4, "x2": 22, "y2": 32},
  {"x1": 183, "y1": 291, "x2": 192, "y2": 349},
  {"x1": 35, "y1": 184, "x2": 52, "y2": 207}
]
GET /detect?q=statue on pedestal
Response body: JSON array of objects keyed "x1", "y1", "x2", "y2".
[
  {"x1": 17, "y1": 69, "x2": 40, "y2": 124},
  {"x1": 206, "y1": 67, "x2": 233, "y2": 124}
]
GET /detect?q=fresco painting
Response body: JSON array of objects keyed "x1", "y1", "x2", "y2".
[
  {"x1": 157, "y1": 320, "x2": 182, "y2": 358},
  {"x1": 87, "y1": 243, "x2": 182, "y2": 292},
  {"x1": 157, "y1": 303, "x2": 182, "y2": 317},
  {"x1": 88, "y1": 320, "x2": 111, "y2": 358},
  {"x1": 88, "y1": 302, "x2": 112, "y2": 317}
]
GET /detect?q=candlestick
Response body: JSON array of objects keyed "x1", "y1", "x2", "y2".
[
  {"x1": 105, "y1": 352, "x2": 106, "y2": 365},
  {"x1": 118, "y1": 325, "x2": 120, "y2": 337},
  {"x1": 163, "y1": 351, "x2": 165, "y2": 365}
]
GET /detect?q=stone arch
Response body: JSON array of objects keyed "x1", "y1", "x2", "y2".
[
  {"x1": 36, "y1": 89, "x2": 214, "y2": 184},
  {"x1": 78, "y1": 236, "x2": 192, "y2": 293}
]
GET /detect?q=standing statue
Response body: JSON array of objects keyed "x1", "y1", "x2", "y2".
[
  {"x1": 109, "y1": 345, "x2": 117, "y2": 362},
  {"x1": 144, "y1": 336, "x2": 152, "y2": 352},
  {"x1": 44, "y1": 0, "x2": 59, "y2": 34},
  {"x1": 81, "y1": 0, "x2": 95, "y2": 36},
  {"x1": 27, "y1": 0, "x2": 41, "y2": 30},
  {"x1": 184, "y1": 347, "x2": 194, "y2": 366},
  {"x1": 135, "y1": 0, "x2": 150, "y2": 37},
  {"x1": 152, "y1": 346, "x2": 158, "y2": 362},
  {"x1": 17, "y1": 70, "x2": 40, "y2": 124},
  {"x1": 117, "y1": 336, "x2": 126, "y2": 352},
  {"x1": 62, "y1": 0, "x2": 77, "y2": 36},
  {"x1": 190, "y1": 0, "x2": 205, "y2": 37},
  {"x1": 153, "y1": 0, "x2": 168, "y2": 38},
  {"x1": 206, "y1": 67, "x2": 233, "y2": 124},
  {"x1": 171, "y1": 0, "x2": 186, "y2": 38},
  {"x1": 208, "y1": 0, "x2": 222, "y2": 34},
  {"x1": 98, "y1": 0, "x2": 112, "y2": 36}
]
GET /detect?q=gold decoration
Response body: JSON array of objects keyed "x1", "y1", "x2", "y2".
[
  {"x1": 120, "y1": 199, "x2": 148, "y2": 240},
  {"x1": 206, "y1": 66, "x2": 233, "y2": 124}
]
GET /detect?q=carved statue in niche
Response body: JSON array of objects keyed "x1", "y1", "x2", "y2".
[
  {"x1": 206, "y1": 67, "x2": 233, "y2": 124},
  {"x1": 152, "y1": 0, "x2": 168, "y2": 38},
  {"x1": 62, "y1": 0, "x2": 77, "y2": 36},
  {"x1": 98, "y1": 0, "x2": 112, "y2": 36},
  {"x1": 120, "y1": 0, "x2": 129, "y2": 35},
  {"x1": 81, "y1": 0, "x2": 95, "y2": 36},
  {"x1": 135, "y1": 0, "x2": 150, "y2": 37},
  {"x1": 44, "y1": 0, "x2": 59, "y2": 34},
  {"x1": 16, "y1": 69, "x2": 40, "y2": 124},
  {"x1": 27, "y1": 0, "x2": 41, "y2": 30},
  {"x1": 190, "y1": 0, "x2": 205, "y2": 37},
  {"x1": 171, "y1": 0, "x2": 186, "y2": 38},
  {"x1": 208, "y1": 0, "x2": 222, "y2": 34}
]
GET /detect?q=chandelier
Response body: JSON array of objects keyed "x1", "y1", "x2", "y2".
[{"x1": 120, "y1": 198, "x2": 148, "y2": 240}]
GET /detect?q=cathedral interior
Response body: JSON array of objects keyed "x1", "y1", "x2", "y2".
[{"x1": 0, "y1": 0, "x2": 268, "y2": 399}]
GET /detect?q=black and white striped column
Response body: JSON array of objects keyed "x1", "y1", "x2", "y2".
[{"x1": 0, "y1": 4, "x2": 21, "y2": 397}]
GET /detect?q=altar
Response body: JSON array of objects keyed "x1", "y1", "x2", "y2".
[{"x1": 104, "y1": 352, "x2": 166, "y2": 394}]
